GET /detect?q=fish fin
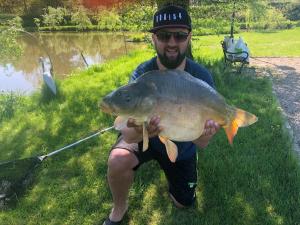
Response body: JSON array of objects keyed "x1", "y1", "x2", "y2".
[
  {"x1": 114, "y1": 116, "x2": 128, "y2": 130},
  {"x1": 142, "y1": 122, "x2": 149, "y2": 151},
  {"x1": 234, "y1": 108, "x2": 258, "y2": 127},
  {"x1": 224, "y1": 108, "x2": 258, "y2": 145},
  {"x1": 159, "y1": 136, "x2": 178, "y2": 163},
  {"x1": 224, "y1": 119, "x2": 239, "y2": 145}
]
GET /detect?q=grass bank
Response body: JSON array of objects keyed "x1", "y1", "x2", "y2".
[
  {"x1": 0, "y1": 30, "x2": 300, "y2": 224},
  {"x1": 192, "y1": 27, "x2": 300, "y2": 58}
]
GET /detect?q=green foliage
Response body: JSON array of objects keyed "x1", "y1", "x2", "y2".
[
  {"x1": 7, "y1": 15, "x2": 23, "y2": 29},
  {"x1": 0, "y1": 14, "x2": 15, "y2": 25},
  {"x1": 0, "y1": 16, "x2": 23, "y2": 64},
  {"x1": 270, "y1": 1, "x2": 300, "y2": 21},
  {"x1": 38, "y1": 25, "x2": 94, "y2": 31},
  {"x1": 70, "y1": 6, "x2": 92, "y2": 31},
  {"x1": 94, "y1": 8, "x2": 121, "y2": 31},
  {"x1": 240, "y1": 2, "x2": 294, "y2": 30},
  {"x1": 42, "y1": 6, "x2": 67, "y2": 28},
  {"x1": 0, "y1": 93, "x2": 25, "y2": 122},
  {"x1": 0, "y1": 0, "x2": 28, "y2": 14},
  {"x1": 287, "y1": 3, "x2": 300, "y2": 21},
  {"x1": 33, "y1": 17, "x2": 41, "y2": 30},
  {"x1": 119, "y1": 4, "x2": 154, "y2": 32},
  {"x1": 2, "y1": 1, "x2": 293, "y2": 33},
  {"x1": 190, "y1": 1, "x2": 294, "y2": 34},
  {"x1": 0, "y1": 1, "x2": 297, "y2": 33}
]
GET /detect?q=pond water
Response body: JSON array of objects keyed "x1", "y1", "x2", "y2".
[{"x1": 0, "y1": 32, "x2": 147, "y2": 94}]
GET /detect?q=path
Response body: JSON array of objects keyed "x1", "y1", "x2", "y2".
[{"x1": 250, "y1": 57, "x2": 300, "y2": 157}]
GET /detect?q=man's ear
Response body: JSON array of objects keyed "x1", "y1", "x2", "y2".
[
  {"x1": 151, "y1": 33, "x2": 155, "y2": 45},
  {"x1": 187, "y1": 32, "x2": 192, "y2": 46}
]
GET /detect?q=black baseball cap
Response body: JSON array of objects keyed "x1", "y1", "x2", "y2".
[{"x1": 149, "y1": 5, "x2": 192, "y2": 33}]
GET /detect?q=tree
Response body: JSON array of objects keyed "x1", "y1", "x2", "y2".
[
  {"x1": 71, "y1": 6, "x2": 92, "y2": 30},
  {"x1": 156, "y1": 0, "x2": 189, "y2": 9},
  {"x1": 42, "y1": 6, "x2": 67, "y2": 28},
  {"x1": 0, "y1": 17, "x2": 24, "y2": 64},
  {"x1": 0, "y1": 0, "x2": 25, "y2": 14}
]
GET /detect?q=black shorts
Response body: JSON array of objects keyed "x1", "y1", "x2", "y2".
[{"x1": 112, "y1": 135, "x2": 197, "y2": 206}]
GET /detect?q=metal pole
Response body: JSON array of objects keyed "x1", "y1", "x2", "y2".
[
  {"x1": 38, "y1": 126, "x2": 114, "y2": 161},
  {"x1": 230, "y1": 1, "x2": 236, "y2": 39}
]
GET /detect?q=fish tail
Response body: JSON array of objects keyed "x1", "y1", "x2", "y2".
[{"x1": 224, "y1": 107, "x2": 258, "y2": 145}]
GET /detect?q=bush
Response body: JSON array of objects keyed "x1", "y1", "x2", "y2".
[
  {"x1": 42, "y1": 7, "x2": 68, "y2": 28},
  {"x1": 0, "y1": 14, "x2": 15, "y2": 26},
  {"x1": 95, "y1": 8, "x2": 121, "y2": 31},
  {"x1": 0, "y1": 17, "x2": 23, "y2": 64},
  {"x1": 120, "y1": 4, "x2": 154, "y2": 31},
  {"x1": 71, "y1": 6, "x2": 92, "y2": 31},
  {"x1": 0, "y1": 93, "x2": 24, "y2": 122},
  {"x1": 33, "y1": 17, "x2": 41, "y2": 30},
  {"x1": 21, "y1": 3, "x2": 297, "y2": 33}
]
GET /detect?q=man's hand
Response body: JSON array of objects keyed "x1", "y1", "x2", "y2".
[
  {"x1": 123, "y1": 116, "x2": 163, "y2": 143},
  {"x1": 193, "y1": 119, "x2": 220, "y2": 149}
]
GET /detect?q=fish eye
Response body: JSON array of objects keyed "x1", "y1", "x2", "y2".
[
  {"x1": 123, "y1": 93, "x2": 131, "y2": 102},
  {"x1": 118, "y1": 90, "x2": 131, "y2": 102}
]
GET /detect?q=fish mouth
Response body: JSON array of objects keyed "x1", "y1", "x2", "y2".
[{"x1": 99, "y1": 101, "x2": 115, "y2": 114}]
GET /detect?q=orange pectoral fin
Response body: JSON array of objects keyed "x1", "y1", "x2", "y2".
[
  {"x1": 224, "y1": 119, "x2": 239, "y2": 145},
  {"x1": 142, "y1": 122, "x2": 149, "y2": 151},
  {"x1": 159, "y1": 136, "x2": 178, "y2": 163}
]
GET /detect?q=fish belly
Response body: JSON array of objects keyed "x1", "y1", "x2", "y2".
[{"x1": 153, "y1": 102, "x2": 206, "y2": 142}]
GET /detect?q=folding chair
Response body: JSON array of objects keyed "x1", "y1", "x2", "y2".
[
  {"x1": 221, "y1": 1, "x2": 249, "y2": 73},
  {"x1": 221, "y1": 37, "x2": 249, "y2": 73}
]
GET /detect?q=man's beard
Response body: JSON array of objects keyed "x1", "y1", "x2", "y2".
[{"x1": 157, "y1": 48, "x2": 186, "y2": 69}]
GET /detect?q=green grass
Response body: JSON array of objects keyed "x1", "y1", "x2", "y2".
[
  {"x1": 192, "y1": 27, "x2": 300, "y2": 58},
  {"x1": 1, "y1": 29, "x2": 300, "y2": 225}
]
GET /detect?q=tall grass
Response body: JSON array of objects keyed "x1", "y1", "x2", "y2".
[{"x1": 0, "y1": 30, "x2": 300, "y2": 225}]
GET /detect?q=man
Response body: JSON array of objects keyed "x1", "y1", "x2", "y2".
[{"x1": 103, "y1": 5, "x2": 220, "y2": 225}]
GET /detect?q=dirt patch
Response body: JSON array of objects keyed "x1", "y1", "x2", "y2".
[{"x1": 249, "y1": 57, "x2": 300, "y2": 157}]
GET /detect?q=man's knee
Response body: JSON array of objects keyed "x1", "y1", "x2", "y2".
[{"x1": 108, "y1": 148, "x2": 138, "y2": 173}]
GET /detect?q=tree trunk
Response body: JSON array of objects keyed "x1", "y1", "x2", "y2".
[
  {"x1": 23, "y1": 0, "x2": 28, "y2": 14},
  {"x1": 156, "y1": 0, "x2": 190, "y2": 9}
]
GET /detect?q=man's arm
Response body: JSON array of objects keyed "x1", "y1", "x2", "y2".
[{"x1": 192, "y1": 120, "x2": 220, "y2": 149}]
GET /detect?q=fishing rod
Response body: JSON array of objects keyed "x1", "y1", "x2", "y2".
[{"x1": 38, "y1": 126, "x2": 114, "y2": 161}]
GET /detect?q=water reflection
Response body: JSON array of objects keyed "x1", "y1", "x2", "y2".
[{"x1": 0, "y1": 32, "x2": 146, "y2": 94}]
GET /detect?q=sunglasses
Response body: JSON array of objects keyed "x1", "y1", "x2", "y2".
[{"x1": 155, "y1": 31, "x2": 189, "y2": 43}]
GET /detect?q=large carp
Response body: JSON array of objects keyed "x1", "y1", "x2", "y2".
[{"x1": 100, "y1": 70, "x2": 257, "y2": 162}]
